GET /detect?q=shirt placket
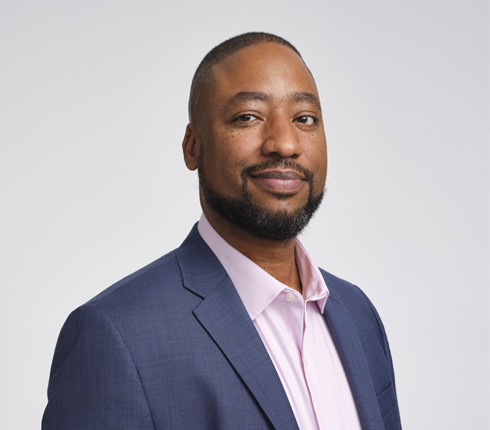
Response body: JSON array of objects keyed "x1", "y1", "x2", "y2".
[{"x1": 300, "y1": 298, "x2": 323, "y2": 430}]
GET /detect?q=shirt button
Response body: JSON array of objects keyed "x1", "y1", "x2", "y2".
[{"x1": 286, "y1": 292, "x2": 295, "y2": 301}]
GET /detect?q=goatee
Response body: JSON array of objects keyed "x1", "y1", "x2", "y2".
[{"x1": 198, "y1": 158, "x2": 324, "y2": 241}]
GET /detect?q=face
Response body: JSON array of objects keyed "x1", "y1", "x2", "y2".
[{"x1": 184, "y1": 43, "x2": 328, "y2": 240}]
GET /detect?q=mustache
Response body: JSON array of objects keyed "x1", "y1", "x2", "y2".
[{"x1": 240, "y1": 158, "x2": 314, "y2": 184}]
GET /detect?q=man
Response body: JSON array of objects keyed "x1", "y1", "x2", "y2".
[{"x1": 43, "y1": 32, "x2": 402, "y2": 430}]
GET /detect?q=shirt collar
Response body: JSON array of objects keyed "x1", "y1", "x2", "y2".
[{"x1": 197, "y1": 214, "x2": 329, "y2": 320}]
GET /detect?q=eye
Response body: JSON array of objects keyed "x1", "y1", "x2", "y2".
[
  {"x1": 235, "y1": 114, "x2": 257, "y2": 122},
  {"x1": 296, "y1": 115, "x2": 317, "y2": 125}
]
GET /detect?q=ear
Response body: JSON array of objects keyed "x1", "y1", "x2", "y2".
[{"x1": 182, "y1": 123, "x2": 200, "y2": 171}]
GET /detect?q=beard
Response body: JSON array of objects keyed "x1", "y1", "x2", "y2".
[{"x1": 198, "y1": 157, "x2": 325, "y2": 241}]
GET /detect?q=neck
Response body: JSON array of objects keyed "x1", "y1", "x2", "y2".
[{"x1": 204, "y1": 208, "x2": 302, "y2": 294}]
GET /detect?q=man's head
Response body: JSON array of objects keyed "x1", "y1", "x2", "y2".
[{"x1": 182, "y1": 32, "x2": 328, "y2": 241}]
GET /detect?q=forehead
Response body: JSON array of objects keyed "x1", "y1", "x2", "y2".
[{"x1": 210, "y1": 43, "x2": 319, "y2": 102}]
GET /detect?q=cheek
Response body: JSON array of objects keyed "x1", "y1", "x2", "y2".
[
  {"x1": 304, "y1": 141, "x2": 328, "y2": 186},
  {"x1": 228, "y1": 128, "x2": 262, "y2": 155},
  {"x1": 215, "y1": 129, "x2": 261, "y2": 168},
  {"x1": 202, "y1": 140, "x2": 249, "y2": 192},
  {"x1": 316, "y1": 152, "x2": 328, "y2": 185}
]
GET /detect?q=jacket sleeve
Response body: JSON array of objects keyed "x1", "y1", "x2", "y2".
[{"x1": 42, "y1": 304, "x2": 155, "y2": 430}]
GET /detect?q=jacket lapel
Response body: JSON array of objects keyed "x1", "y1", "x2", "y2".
[
  {"x1": 323, "y1": 293, "x2": 384, "y2": 430},
  {"x1": 175, "y1": 225, "x2": 299, "y2": 430}
]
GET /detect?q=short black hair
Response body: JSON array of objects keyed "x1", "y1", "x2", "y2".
[{"x1": 188, "y1": 32, "x2": 305, "y2": 123}]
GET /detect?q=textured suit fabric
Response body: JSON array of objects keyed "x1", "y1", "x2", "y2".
[{"x1": 42, "y1": 225, "x2": 402, "y2": 430}]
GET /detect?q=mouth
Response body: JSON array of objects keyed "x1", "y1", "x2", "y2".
[{"x1": 249, "y1": 170, "x2": 305, "y2": 193}]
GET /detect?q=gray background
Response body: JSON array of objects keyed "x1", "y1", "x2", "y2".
[{"x1": 1, "y1": 1, "x2": 488, "y2": 429}]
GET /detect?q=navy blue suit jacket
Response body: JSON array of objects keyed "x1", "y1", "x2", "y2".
[{"x1": 43, "y1": 225, "x2": 402, "y2": 429}]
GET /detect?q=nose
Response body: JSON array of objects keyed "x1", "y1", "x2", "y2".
[{"x1": 261, "y1": 115, "x2": 302, "y2": 158}]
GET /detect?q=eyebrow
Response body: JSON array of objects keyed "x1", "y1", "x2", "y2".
[
  {"x1": 221, "y1": 91, "x2": 322, "y2": 113},
  {"x1": 221, "y1": 91, "x2": 272, "y2": 113},
  {"x1": 290, "y1": 92, "x2": 322, "y2": 112}
]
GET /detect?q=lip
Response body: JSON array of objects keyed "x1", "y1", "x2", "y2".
[{"x1": 249, "y1": 170, "x2": 305, "y2": 192}]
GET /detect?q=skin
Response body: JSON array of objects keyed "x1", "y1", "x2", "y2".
[{"x1": 182, "y1": 42, "x2": 328, "y2": 293}]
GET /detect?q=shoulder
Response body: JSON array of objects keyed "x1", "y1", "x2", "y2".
[
  {"x1": 50, "y1": 241, "x2": 203, "y2": 378},
  {"x1": 86, "y1": 249, "x2": 182, "y2": 309},
  {"x1": 62, "y1": 224, "x2": 218, "y2": 342},
  {"x1": 54, "y1": 247, "x2": 186, "y2": 353},
  {"x1": 80, "y1": 224, "x2": 220, "y2": 320},
  {"x1": 320, "y1": 268, "x2": 374, "y2": 310},
  {"x1": 319, "y1": 268, "x2": 392, "y2": 357},
  {"x1": 320, "y1": 268, "x2": 381, "y2": 319}
]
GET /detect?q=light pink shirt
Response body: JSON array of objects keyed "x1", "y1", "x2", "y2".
[{"x1": 198, "y1": 215, "x2": 362, "y2": 430}]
